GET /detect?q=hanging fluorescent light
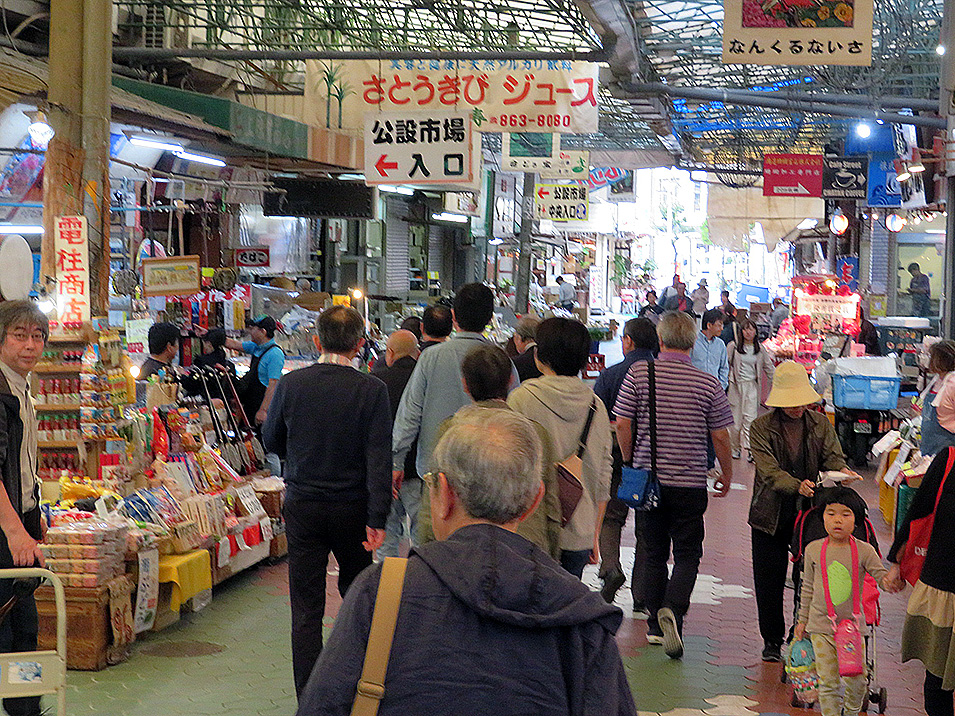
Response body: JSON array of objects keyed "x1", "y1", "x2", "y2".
[
  {"x1": 27, "y1": 110, "x2": 54, "y2": 146},
  {"x1": 893, "y1": 159, "x2": 911, "y2": 182},
  {"x1": 432, "y1": 212, "x2": 469, "y2": 223},
  {"x1": 338, "y1": 173, "x2": 365, "y2": 181},
  {"x1": 130, "y1": 136, "x2": 183, "y2": 152},
  {"x1": 378, "y1": 185, "x2": 415, "y2": 196},
  {"x1": 488, "y1": 238, "x2": 504, "y2": 245},
  {"x1": 855, "y1": 122, "x2": 872, "y2": 139},
  {"x1": 174, "y1": 150, "x2": 226, "y2": 167},
  {"x1": 909, "y1": 149, "x2": 925, "y2": 173},
  {"x1": 0, "y1": 225, "x2": 42, "y2": 234}
]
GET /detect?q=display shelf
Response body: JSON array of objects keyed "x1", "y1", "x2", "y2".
[
  {"x1": 36, "y1": 403, "x2": 81, "y2": 411},
  {"x1": 47, "y1": 335, "x2": 89, "y2": 344},
  {"x1": 38, "y1": 440, "x2": 80, "y2": 449},
  {"x1": 34, "y1": 364, "x2": 82, "y2": 373}
]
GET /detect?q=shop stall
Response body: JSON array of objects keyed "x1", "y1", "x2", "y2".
[{"x1": 31, "y1": 319, "x2": 287, "y2": 671}]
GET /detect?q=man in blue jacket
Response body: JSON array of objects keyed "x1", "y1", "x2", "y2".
[
  {"x1": 263, "y1": 305, "x2": 392, "y2": 699},
  {"x1": 296, "y1": 407, "x2": 636, "y2": 716}
]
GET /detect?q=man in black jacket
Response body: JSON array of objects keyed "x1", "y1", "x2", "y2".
[
  {"x1": 372, "y1": 330, "x2": 420, "y2": 557},
  {"x1": 0, "y1": 301, "x2": 48, "y2": 716},
  {"x1": 296, "y1": 408, "x2": 636, "y2": 716},
  {"x1": 263, "y1": 305, "x2": 393, "y2": 699}
]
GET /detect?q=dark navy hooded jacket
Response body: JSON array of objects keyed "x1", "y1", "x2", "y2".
[{"x1": 296, "y1": 523, "x2": 636, "y2": 716}]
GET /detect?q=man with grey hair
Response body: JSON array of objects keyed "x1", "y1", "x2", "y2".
[
  {"x1": 613, "y1": 310, "x2": 734, "y2": 660},
  {"x1": 296, "y1": 407, "x2": 636, "y2": 716},
  {"x1": 264, "y1": 305, "x2": 393, "y2": 699},
  {"x1": 0, "y1": 300, "x2": 48, "y2": 716},
  {"x1": 511, "y1": 315, "x2": 542, "y2": 382}
]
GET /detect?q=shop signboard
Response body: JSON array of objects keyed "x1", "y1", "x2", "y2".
[
  {"x1": 305, "y1": 60, "x2": 599, "y2": 134},
  {"x1": 844, "y1": 120, "x2": 926, "y2": 208},
  {"x1": 762, "y1": 154, "x2": 823, "y2": 197},
  {"x1": 364, "y1": 111, "x2": 472, "y2": 185},
  {"x1": 133, "y1": 548, "x2": 159, "y2": 633},
  {"x1": 500, "y1": 134, "x2": 589, "y2": 176},
  {"x1": 722, "y1": 0, "x2": 873, "y2": 65},
  {"x1": 235, "y1": 246, "x2": 270, "y2": 268},
  {"x1": 492, "y1": 173, "x2": 519, "y2": 238},
  {"x1": 444, "y1": 191, "x2": 481, "y2": 217},
  {"x1": 534, "y1": 183, "x2": 589, "y2": 222},
  {"x1": 607, "y1": 170, "x2": 635, "y2": 203},
  {"x1": 142, "y1": 255, "x2": 202, "y2": 297},
  {"x1": 822, "y1": 156, "x2": 868, "y2": 199},
  {"x1": 54, "y1": 215, "x2": 91, "y2": 324},
  {"x1": 795, "y1": 293, "x2": 860, "y2": 333}
]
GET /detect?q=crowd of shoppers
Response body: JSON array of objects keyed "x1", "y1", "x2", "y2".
[{"x1": 248, "y1": 279, "x2": 947, "y2": 716}]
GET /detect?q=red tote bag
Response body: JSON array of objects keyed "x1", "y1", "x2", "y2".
[{"x1": 900, "y1": 447, "x2": 955, "y2": 586}]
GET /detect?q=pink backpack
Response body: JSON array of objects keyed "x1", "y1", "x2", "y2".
[{"x1": 821, "y1": 538, "x2": 865, "y2": 677}]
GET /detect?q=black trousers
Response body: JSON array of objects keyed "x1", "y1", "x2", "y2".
[
  {"x1": 599, "y1": 443, "x2": 647, "y2": 606},
  {"x1": 644, "y1": 485, "x2": 708, "y2": 635},
  {"x1": 284, "y1": 497, "x2": 373, "y2": 699},
  {"x1": 751, "y1": 527, "x2": 793, "y2": 648},
  {"x1": 0, "y1": 507, "x2": 41, "y2": 716},
  {"x1": 925, "y1": 671, "x2": 955, "y2": 716}
]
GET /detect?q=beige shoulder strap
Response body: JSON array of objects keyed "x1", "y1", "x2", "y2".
[{"x1": 350, "y1": 557, "x2": 408, "y2": 716}]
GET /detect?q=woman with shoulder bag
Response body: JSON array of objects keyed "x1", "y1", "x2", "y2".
[
  {"x1": 508, "y1": 317, "x2": 613, "y2": 579},
  {"x1": 885, "y1": 447, "x2": 955, "y2": 716}
]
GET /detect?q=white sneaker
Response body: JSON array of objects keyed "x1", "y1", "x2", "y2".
[
  {"x1": 658, "y1": 607, "x2": 684, "y2": 659},
  {"x1": 733, "y1": 448, "x2": 742, "y2": 460},
  {"x1": 646, "y1": 634, "x2": 664, "y2": 645}
]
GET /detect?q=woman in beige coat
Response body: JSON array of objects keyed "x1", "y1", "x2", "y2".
[{"x1": 727, "y1": 319, "x2": 775, "y2": 462}]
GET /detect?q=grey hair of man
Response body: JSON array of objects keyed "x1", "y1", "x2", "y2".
[
  {"x1": 0, "y1": 300, "x2": 49, "y2": 344},
  {"x1": 514, "y1": 316, "x2": 540, "y2": 342},
  {"x1": 431, "y1": 406, "x2": 542, "y2": 524},
  {"x1": 317, "y1": 305, "x2": 365, "y2": 354},
  {"x1": 656, "y1": 310, "x2": 697, "y2": 351}
]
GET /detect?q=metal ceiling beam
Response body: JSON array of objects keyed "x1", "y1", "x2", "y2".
[
  {"x1": 112, "y1": 47, "x2": 608, "y2": 61},
  {"x1": 625, "y1": 82, "x2": 947, "y2": 129}
]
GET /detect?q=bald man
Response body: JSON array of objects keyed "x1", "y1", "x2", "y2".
[{"x1": 373, "y1": 329, "x2": 422, "y2": 557}]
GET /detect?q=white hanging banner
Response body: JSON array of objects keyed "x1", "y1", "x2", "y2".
[{"x1": 305, "y1": 60, "x2": 599, "y2": 134}]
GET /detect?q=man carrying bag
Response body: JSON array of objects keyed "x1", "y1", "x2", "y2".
[{"x1": 612, "y1": 311, "x2": 734, "y2": 661}]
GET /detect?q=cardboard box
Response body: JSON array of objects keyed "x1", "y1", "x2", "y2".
[{"x1": 36, "y1": 577, "x2": 133, "y2": 670}]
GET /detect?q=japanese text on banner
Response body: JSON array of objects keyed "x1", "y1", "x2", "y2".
[
  {"x1": 305, "y1": 60, "x2": 599, "y2": 134},
  {"x1": 54, "y1": 215, "x2": 90, "y2": 324}
]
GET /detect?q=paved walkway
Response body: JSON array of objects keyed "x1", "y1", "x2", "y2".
[{"x1": 61, "y1": 333, "x2": 927, "y2": 715}]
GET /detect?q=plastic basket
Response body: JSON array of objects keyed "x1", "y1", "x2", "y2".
[{"x1": 832, "y1": 375, "x2": 901, "y2": 410}]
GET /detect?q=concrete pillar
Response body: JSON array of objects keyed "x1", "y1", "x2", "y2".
[{"x1": 43, "y1": 0, "x2": 112, "y2": 314}]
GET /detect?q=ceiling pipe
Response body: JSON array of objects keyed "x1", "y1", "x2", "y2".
[
  {"x1": 761, "y1": 89, "x2": 938, "y2": 112},
  {"x1": 112, "y1": 47, "x2": 608, "y2": 62},
  {"x1": 624, "y1": 82, "x2": 947, "y2": 129}
]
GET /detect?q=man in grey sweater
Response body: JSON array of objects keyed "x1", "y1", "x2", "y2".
[{"x1": 392, "y1": 283, "x2": 518, "y2": 488}]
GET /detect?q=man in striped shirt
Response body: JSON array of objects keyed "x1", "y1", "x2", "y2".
[{"x1": 613, "y1": 311, "x2": 734, "y2": 660}]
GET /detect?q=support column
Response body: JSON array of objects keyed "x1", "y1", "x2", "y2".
[
  {"x1": 514, "y1": 172, "x2": 535, "y2": 314},
  {"x1": 941, "y1": 0, "x2": 955, "y2": 336},
  {"x1": 43, "y1": 0, "x2": 112, "y2": 314}
]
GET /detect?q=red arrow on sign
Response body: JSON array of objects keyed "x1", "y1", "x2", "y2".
[
  {"x1": 537, "y1": 188, "x2": 550, "y2": 199},
  {"x1": 375, "y1": 154, "x2": 399, "y2": 177}
]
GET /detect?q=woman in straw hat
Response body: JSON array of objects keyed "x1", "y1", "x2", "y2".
[{"x1": 747, "y1": 361, "x2": 857, "y2": 663}]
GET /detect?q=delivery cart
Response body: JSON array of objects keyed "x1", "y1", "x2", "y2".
[{"x1": 0, "y1": 567, "x2": 66, "y2": 715}]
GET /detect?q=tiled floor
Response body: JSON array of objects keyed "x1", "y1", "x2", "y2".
[{"x1": 58, "y1": 334, "x2": 927, "y2": 715}]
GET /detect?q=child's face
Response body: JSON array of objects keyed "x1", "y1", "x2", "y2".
[{"x1": 823, "y1": 503, "x2": 856, "y2": 540}]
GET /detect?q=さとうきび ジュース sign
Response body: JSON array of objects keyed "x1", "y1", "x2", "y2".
[
  {"x1": 722, "y1": 0, "x2": 873, "y2": 66},
  {"x1": 364, "y1": 111, "x2": 473, "y2": 184},
  {"x1": 305, "y1": 59, "x2": 599, "y2": 134}
]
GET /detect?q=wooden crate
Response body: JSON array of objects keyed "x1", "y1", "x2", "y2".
[{"x1": 35, "y1": 577, "x2": 132, "y2": 671}]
